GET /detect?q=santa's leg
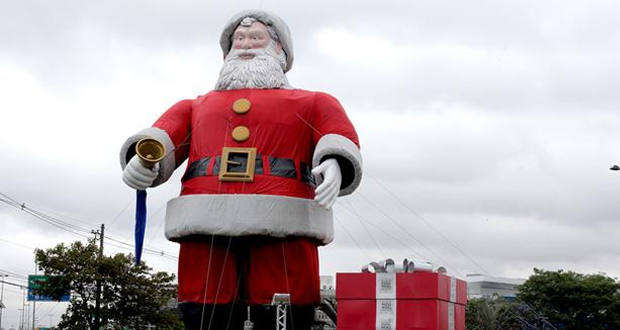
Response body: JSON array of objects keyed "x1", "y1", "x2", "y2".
[
  {"x1": 178, "y1": 302, "x2": 246, "y2": 330},
  {"x1": 244, "y1": 236, "x2": 321, "y2": 330},
  {"x1": 177, "y1": 237, "x2": 245, "y2": 329},
  {"x1": 248, "y1": 305, "x2": 316, "y2": 330}
]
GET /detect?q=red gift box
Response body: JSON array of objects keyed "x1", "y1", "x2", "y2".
[{"x1": 336, "y1": 272, "x2": 467, "y2": 330}]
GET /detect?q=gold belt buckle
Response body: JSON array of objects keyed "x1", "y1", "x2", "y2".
[{"x1": 219, "y1": 147, "x2": 257, "y2": 182}]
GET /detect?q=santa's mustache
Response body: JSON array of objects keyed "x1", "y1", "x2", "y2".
[
  {"x1": 227, "y1": 47, "x2": 267, "y2": 60},
  {"x1": 214, "y1": 40, "x2": 290, "y2": 90}
]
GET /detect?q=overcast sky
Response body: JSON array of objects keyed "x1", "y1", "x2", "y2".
[{"x1": 2, "y1": 0, "x2": 620, "y2": 327}]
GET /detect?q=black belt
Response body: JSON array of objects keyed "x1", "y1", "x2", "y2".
[{"x1": 182, "y1": 154, "x2": 315, "y2": 185}]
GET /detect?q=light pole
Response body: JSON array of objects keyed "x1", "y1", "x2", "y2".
[
  {"x1": 18, "y1": 308, "x2": 23, "y2": 330},
  {"x1": 20, "y1": 288, "x2": 26, "y2": 330},
  {"x1": 0, "y1": 274, "x2": 7, "y2": 330},
  {"x1": 24, "y1": 303, "x2": 30, "y2": 330}
]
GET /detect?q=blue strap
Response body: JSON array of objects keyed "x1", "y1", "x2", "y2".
[{"x1": 135, "y1": 190, "x2": 147, "y2": 264}]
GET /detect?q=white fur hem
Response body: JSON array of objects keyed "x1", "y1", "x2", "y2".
[{"x1": 165, "y1": 194, "x2": 334, "y2": 244}]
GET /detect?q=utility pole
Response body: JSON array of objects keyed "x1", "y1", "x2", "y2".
[
  {"x1": 25, "y1": 304, "x2": 30, "y2": 330},
  {"x1": 0, "y1": 273, "x2": 8, "y2": 330},
  {"x1": 18, "y1": 308, "x2": 23, "y2": 330},
  {"x1": 32, "y1": 301, "x2": 35, "y2": 330},
  {"x1": 21, "y1": 288, "x2": 26, "y2": 330},
  {"x1": 32, "y1": 262, "x2": 37, "y2": 330},
  {"x1": 94, "y1": 224, "x2": 104, "y2": 330}
]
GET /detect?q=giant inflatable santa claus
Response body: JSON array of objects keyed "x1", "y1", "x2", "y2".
[{"x1": 120, "y1": 10, "x2": 362, "y2": 330}]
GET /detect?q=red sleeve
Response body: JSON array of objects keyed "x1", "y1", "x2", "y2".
[
  {"x1": 311, "y1": 92, "x2": 360, "y2": 148},
  {"x1": 153, "y1": 99, "x2": 193, "y2": 168}
]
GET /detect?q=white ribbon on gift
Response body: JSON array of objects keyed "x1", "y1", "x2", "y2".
[
  {"x1": 361, "y1": 258, "x2": 436, "y2": 273},
  {"x1": 375, "y1": 272, "x2": 397, "y2": 330},
  {"x1": 361, "y1": 259, "x2": 456, "y2": 330}
]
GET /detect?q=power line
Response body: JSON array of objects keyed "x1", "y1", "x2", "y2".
[
  {"x1": 145, "y1": 203, "x2": 168, "y2": 246},
  {"x1": 366, "y1": 173, "x2": 488, "y2": 273},
  {"x1": 0, "y1": 268, "x2": 28, "y2": 281},
  {"x1": 1, "y1": 280, "x2": 28, "y2": 289},
  {"x1": 0, "y1": 194, "x2": 92, "y2": 238},
  {"x1": 1, "y1": 192, "x2": 177, "y2": 262},
  {"x1": 333, "y1": 214, "x2": 374, "y2": 262},
  {"x1": 23, "y1": 208, "x2": 92, "y2": 236},
  {"x1": 293, "y1": 108, "x2": 470, "y2": 274},
  {"x1": 349, "y1": 191, "x2": 464, "y2": 277},
  {"x1": 32, "y1": 206, "x2": 96, "y2": 228},
  {"x1": 0, "y1": 237, "x2": 36, "y2": 251},
  {"x1": 105, "y1": 236, "x2": 177, "y2": 258},
  {"x1": 342, "y1": 199, "x2": 386, "y2": 259},
  {"x1": 106, "y1": 197, "x2": 133, "y2": 230},
  {"x1": 337, "y1": 200, "x2": 431, "y2": 263},
  {"x1": 104, "y1": 238, "x2": 178, "y2": 261}
]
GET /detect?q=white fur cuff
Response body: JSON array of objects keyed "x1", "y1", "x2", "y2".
[
  {"x1": 313, "y1": 134, "x2": 363, "y2": 196},
  {"x1": 119, "y1": 127, "x2": 176, "y2": 187}
]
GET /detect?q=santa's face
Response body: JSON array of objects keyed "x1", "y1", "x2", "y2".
[
  {"x1": 214, "y1": 20, "x2": 290, "y2": 91},
  {"x1": 231, "y1": 22, "x2": 282, "y2": 58}
]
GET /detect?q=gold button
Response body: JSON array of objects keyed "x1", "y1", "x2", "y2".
[
  {"x1": 232, "y1": 126, "x2": 250, "y2": 142},
  {"x1": 232, "y1": 98, "x2": 251, "y2": 114}
]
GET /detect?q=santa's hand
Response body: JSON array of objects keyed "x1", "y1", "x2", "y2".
[
  {"x1": 312, "y1": 158, "x2": 342, "y2": 210},
  {"x1": 122, "y1": 155, "x2": 159, "y2": 190}
]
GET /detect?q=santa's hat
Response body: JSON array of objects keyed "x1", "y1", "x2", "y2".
[{"x1": 219, "y1": 10, "x2": 294, "y2": 72}]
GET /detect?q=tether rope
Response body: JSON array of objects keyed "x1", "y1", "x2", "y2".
[{"x1": 199, "y1": 234, "x2": 216, "y2": 330}]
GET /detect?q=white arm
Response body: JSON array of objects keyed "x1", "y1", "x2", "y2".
[{"x1": 311, "y1": 158, "x2": 342, "y2": 210}]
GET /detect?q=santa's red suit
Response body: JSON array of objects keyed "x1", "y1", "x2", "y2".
[{"x1": 120, "y1": 88, "x2": 362, "y2": 306}]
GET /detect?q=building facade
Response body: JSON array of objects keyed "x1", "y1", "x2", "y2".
[{"x1": 467, "y1": 274, "x2": 526, "y2": 300}]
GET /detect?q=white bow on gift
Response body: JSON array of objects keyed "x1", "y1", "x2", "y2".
[{"x1": 361, "y1": 258, "x2": 446, "y2": 274}]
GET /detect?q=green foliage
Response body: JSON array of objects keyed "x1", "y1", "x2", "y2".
[
  {"x1": 34, "y1": 239, "x2": 183, "y2": 330},
  {"x1": 465, "y1": 297, "x2": 523, "y2": 330},
  {"x1": 517, "y1": 268, "x2": 620, "y2": 330},
  {"x1": 312, "y1": 296, "x2": 337, "y2": 329}
]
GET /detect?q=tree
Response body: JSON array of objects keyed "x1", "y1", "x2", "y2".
[
  {"x1": 35, "y1": 239, "x2": 183, "y2": 330},
  {"x1": 312, "y1": 296, "x2": 337, "y2": 329},
  {"x1": 517, "y1": 268, "x2": 620, "y2": 330},
  {"x1": 465, "y1": 297, "x2": 523, "y2": 330}
]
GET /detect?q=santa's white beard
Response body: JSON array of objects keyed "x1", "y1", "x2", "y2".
[{"x1": 215, "y1": 41, "x2": 291, "y2": 90}]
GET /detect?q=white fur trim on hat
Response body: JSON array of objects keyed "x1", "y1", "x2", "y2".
[{"x1": 220, "y1": 10, "x2": 294, "y2": 73}]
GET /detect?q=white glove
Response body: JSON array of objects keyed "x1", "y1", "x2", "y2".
[
  {"x1": 312, "y1": 158, "x2": 342, "y2": 210},
  {"x1": 122, "y1": 155, "x2": 160, "y2": 190}
]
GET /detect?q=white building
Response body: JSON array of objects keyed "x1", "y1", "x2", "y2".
[
  {"x1": 320, "y1": 275, "x2": 334, "y2": 299},
  {"x1": 467, "y1": 274, "x2": 526, "y2": 300}
]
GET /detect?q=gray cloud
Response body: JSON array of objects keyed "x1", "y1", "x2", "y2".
[{"x1": 2, "y1": 0, "x2": 620, "y2": 326}]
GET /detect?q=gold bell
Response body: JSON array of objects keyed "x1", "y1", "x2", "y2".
[{"x1": 135, "y1": 138, "x2": 166, "y2": 168}]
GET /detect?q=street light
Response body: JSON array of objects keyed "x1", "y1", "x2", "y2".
[{"x1": 611, "y1": 165, "x2": 620, "y2": 171}]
